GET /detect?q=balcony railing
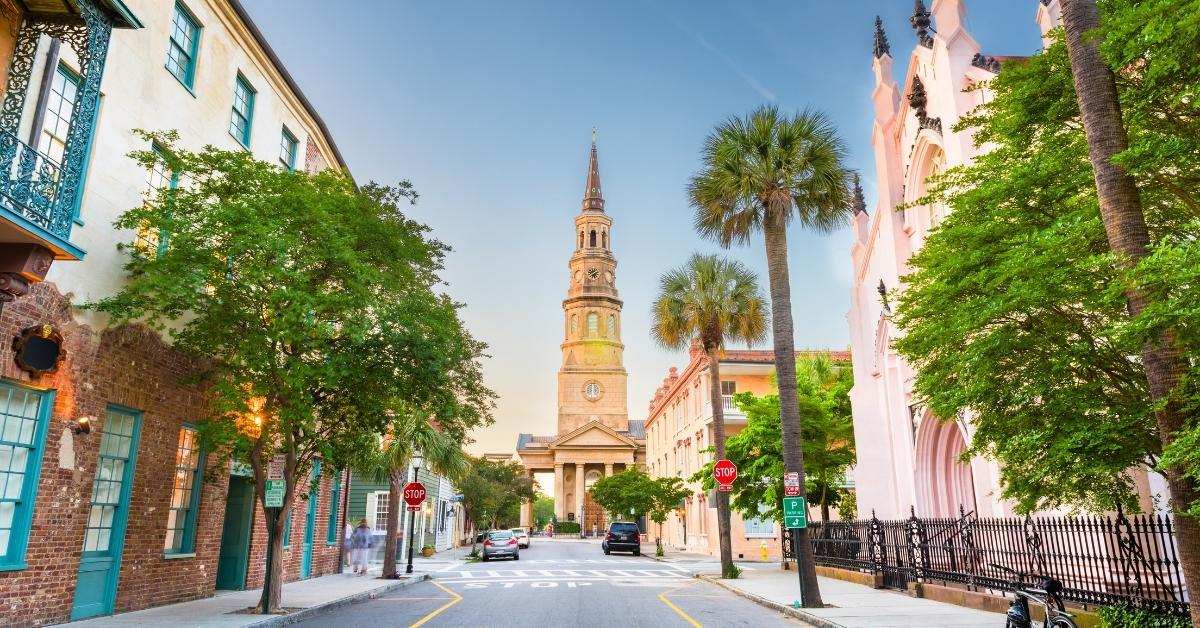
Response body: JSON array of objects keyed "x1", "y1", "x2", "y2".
[
  {"x1": 0, "y1": 130, "x2": 68, "y2": 239},
  {"x1": 721, "y1": 395, "x2": 743, "y2": 415}
]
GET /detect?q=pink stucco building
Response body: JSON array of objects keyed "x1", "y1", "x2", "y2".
[{"x1": 847, "y1": 0, "x2": 1082, "y2": 519}]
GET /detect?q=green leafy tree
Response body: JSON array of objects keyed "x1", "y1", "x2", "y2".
[
  {"x1": 589, "y1": 468, "x2": 693, "y2": 554},
  {"x1": 92, "y1": 135, "x2": 492, "y2": 610},
  {"x1": 689, "y1": 105, "x2": 853, "y2": 606},
  {"x1": 651, "y1": 253, "x2": 767, "y2": 578},
  {"x1": 533, "y1": 495, "x2": 555, "y2": 529},
  {"x1": 891, "y1": 1, "x2": 1200, "y2": 619},
  {"x1": 693, "y1": 355, "x2": 855, "y2": 524},
  {"x1": 647, "y1": 476, "x2": 692, "y2": 555},
  {"x1": 459, "y1": 457, "x2": 538, "y2": 537}
]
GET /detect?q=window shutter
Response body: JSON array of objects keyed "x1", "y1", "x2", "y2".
[{"x1": 365, "y1": 492, "x2": 379, "y2": 529}]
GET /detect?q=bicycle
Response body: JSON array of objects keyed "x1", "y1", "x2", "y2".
[{"x1": 989, "y1": 563, "x2": 1078, "y2": 628}]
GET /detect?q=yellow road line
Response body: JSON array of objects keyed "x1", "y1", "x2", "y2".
[
  {"x1": 377, "y1": 596, "x2": 457, "y2": 601},
  {"x1": 659, "y1": 587, "x2": 703, "y2": 628},
  {"x1": 409, "y1": 580, "x2": 462, "y2": 628}
]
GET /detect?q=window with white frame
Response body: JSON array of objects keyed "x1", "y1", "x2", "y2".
[{"x1": 743, "y1": 504, "x2": 776, "y2": 538}]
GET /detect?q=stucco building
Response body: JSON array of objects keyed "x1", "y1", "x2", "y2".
[
  {"x1": 516, "y1": 138, "x2": 646, "y2": 534},
  {"x1": 0, "y1": 1, "x2": 346, "y2": 623},
  {"x1": 644, "y1": 347, "x2": 850, "y2": 560},
  {"x1": 846, "y1": 0, "x2": 1168, "y2": 520}
]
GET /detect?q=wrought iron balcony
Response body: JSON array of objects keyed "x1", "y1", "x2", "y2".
[{"x1": 0, "y1": 130, "x2": 70, "y2": 241}]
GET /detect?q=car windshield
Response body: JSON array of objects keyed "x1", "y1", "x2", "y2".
[
  {"x1": 488, "y1": 531, "x2": 513, "y2": 539},
  {"x1": 511, "y1": 529, "x2": 524, "y2": 534},
  {"x1": 610, "y1": 523, "x2": 638, "y2": 533}
]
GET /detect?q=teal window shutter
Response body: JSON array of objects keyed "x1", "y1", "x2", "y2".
[
  {"x1": 283, "y1": 508, "x2": 292, "y2": 548},
  {"x1": 326, "y1": 470, "x2": 341, "y2": 544},
  {"x1": 166, "y1": 3, "x2": 201, "y2": 89},
  {"x1": 0, "y1": 383, "x2": 54, "y2": 571},
  {"x1": 164, "y1": 425, "x2": 204, "y2": 554},
  {"x1": 229, "y1": 75, "x2": 255, "y2": 147}
]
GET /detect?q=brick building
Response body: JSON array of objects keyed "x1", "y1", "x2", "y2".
[{"x1": 0, "y1": 0, "x2": 348, "y2": 624}]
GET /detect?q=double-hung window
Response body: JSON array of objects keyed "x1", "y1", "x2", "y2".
[
  {"x1": 39, "y1": 65, "x2": 80, "y2": 164},
  {"x1": 229, "y1": 75, "x2": 255, "y2": 147},
  {"x1": 164, "y1": 425, "x2": 203, "y2": 554},
  {"x1": 279, "y1": 127, "x2": 298, "y2": 171},
  {"x1": 0, "y1": 382, "x2": 53, "y2": 571},
  {"x1": 743, "y1": 504, "x2": 776, "y2": 538},
  {"x1": 136, "y1": 146, "x2": 177, "y2": 258},
  {"x1": 166, "y1": 3, "x2": 201, "y2": 89}
]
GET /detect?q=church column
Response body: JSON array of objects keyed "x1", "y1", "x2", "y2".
[
  {"x1": 520, "y1": 469, "x2": 534, "y2": 526},
  {"x1": 554, "y1": 463, "x2": 565, "y2": 520},
  {"x1": 575, "y1": 463, "x2": 586, "y2": 524},
  {"x1": 604, "y1": 463, "x2": 613, "y2": 478}
]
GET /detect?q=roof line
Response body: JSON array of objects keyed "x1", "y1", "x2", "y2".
[{"x1": 226, "y1": 0, "x2": 349, "y2": 173}]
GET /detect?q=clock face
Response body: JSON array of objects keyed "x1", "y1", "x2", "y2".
[
  {"x1": 583, "y1": 381, "x2": 602, "y2": 401},
  {"x1": 587, "y1": 267, "x2": 600, "y2": 280}
]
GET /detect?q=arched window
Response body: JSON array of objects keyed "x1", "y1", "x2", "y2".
[
  {"x1": 587, "y1": 312, "x2": 598, "y2": 337},
  {"x1": 578, "y1": 231, "x2": 584, "y2": 249},
  {"x1": 589, "y1": 230, "x2": 597, "y2": 247},
  {"x1": 571, "y1": 314, "x2": 578, "y2": 335},
  {"x1": 602, "y1": 230, "x2": 608, "y2": 249},
  {"x1": 607, "y1": 315, "x2": 616, "y2": 337}
]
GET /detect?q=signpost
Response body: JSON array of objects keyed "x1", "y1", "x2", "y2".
[
  {"x1": 264, "y1": 480, "x2": 285, "y2": 507},
  {"x1": 713, "y1": 459, "x2": 737, "y2": 490},
  {"x1": 784, "y1": 495, "x2": 809, "y2": 607},
  {"x1": 403, "y1": 482, "x2": 426, "y2": 575}
]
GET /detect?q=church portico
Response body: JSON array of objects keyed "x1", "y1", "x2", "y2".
[{"x1": 515, "y1": 135, "x2": 646, "y2": 532}]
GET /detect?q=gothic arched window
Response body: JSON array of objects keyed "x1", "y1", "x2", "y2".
[
  {"x1": 589, "y1": 230, "x2": 597, "y2": 247},
  {"x1": 587, "y1": 312, "x2": 598, "y2": 337},
  {"x1": 602, "y1": 230, "x2": 608, "y2": 249}
]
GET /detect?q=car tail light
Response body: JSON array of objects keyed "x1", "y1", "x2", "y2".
[
  {"x1": 508, "y1": 538, "x2": 517, "y2": 545},
  {"x1": 605, "y1": 532, "x2": 613, "y2": 540},
  {"x1": 484, "y1": 539, "x2": 493, "y2": 546}
]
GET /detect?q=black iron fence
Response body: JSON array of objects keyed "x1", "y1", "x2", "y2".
[{"x1": 785, "y1": 506, "x2": 1190, "y2": 617}]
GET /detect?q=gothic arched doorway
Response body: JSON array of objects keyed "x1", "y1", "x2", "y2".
[{"x1": 915, "y1": 412, "x2": 977, "y2": 518}]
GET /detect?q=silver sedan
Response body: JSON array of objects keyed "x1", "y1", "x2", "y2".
[{"x1": 481, "y1": 530, "x2": 520, "y2": 561}]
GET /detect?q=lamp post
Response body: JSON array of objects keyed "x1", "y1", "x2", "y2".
[{"x1": 405, "y1": 454, "x2": 424, "y2": 575}]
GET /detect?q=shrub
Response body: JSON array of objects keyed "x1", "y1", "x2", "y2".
[
  {"x1": 555, "y1": 521, "x2": 581, "y2": 534},
  {"x1": 1097, "y1": 604, "x2": 1191, "y2": 628}
]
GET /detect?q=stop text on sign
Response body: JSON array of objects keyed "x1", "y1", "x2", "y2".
[
  {"x1": 403, "y1": 482, "x2": 426, "y2": 506},
  {"x1": 712, "y1": 459, "x2": 737, "y2": 485}
]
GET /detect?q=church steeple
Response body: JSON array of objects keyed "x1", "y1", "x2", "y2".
[{"x1": 582, "y1": 129, "x2": 604, "y2": 212}]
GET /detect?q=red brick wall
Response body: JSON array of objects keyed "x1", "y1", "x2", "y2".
[{"x1": 244, "y1": 473, "x2": 343, "y2": 590}]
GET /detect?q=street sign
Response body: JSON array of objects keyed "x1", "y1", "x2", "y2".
[
  {"x1": 784, "y1": 472, "x2": 801, "y2": 497},
  {"x1": 403, "y1": 482, "x2": 426, "y2": 506},
  {"x1": 718, "y1": 483, "x2": 733, "y2": 492},
  {"x1": 783, "y1": 496, "x2": 807, "y2": 529},
  {"x1": 264, "y1": 479, "x2": 286, "y2": 507},
  {"x1": 406, "y1": 505, "x2": 421, "y2": 512},
  {"x1": 267, "y1": 454, "x2": 286, "y2": 480},
  {"x1": 713, "y1": 459, "x2": 737, "y2": 487}
]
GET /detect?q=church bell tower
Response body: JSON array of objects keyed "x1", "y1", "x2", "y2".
[{"x1": 557, "y1": 135, "x2": 629, "y2": 434}]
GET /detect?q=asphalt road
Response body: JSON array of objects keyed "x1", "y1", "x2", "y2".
[{"x1": 294, "y1": 537, "x2": 808, "y2": 627}]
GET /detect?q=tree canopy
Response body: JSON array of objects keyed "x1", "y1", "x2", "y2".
[
  {"x1": 459, "y1": 456, "x2": 538, "y2": 531},
  {"x1": 588, "y1": 468, "x2": 692, "y2": 528}
]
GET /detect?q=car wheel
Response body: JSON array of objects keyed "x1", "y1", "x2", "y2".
[
  {"x1": 603, "y1": 547, "x2": 610, "y2": 555},
  {"x1": 633, "y1": 549, "x2": 640, "y2": 556},
  {"x1": 481, "y1": 554, "x2": 489, "y2": 562},
  {"x1": 514, "y1": 553, "x2": 520, "y2": 561}
]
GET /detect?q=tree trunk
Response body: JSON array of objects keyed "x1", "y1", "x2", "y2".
[
  {"x1": 763, "y1": 219, "x2": 823, "y2": 607},
  {"x1": 707, "y1": 346, "x2": 737, "y2": 579},
  {"x1": 1061, "y1": 2, "x2": 1200, "y2": 623},
  {"x1": 383, "y1": 470, "x2": 403, "y2": 578}
]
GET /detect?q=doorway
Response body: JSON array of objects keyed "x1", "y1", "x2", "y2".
[{"x1": 216, "y1": 476, "x2": 254, "y2": 590}]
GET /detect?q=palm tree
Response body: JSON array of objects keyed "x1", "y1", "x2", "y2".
[
  {"x1": 688, "y1": 105, "x2": 852, "y2": 606},
  {"x1": 360, "y1": 411, "x2": 468, "y2": 579},
  {"x1": 1060, "y1": 2, "x2": 1200, "y2": 622},
  {"x1": 651, "y1": 253, "x2": 768, "y2": 578}
]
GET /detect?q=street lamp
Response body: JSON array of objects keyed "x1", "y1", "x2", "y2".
[{"x1": 405, "y1": 454, "x2": 424, "y2": 575}]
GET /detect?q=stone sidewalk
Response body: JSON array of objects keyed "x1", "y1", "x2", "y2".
[{"x1": 62, "y1": 551, "x2": 461, "y2": 627}]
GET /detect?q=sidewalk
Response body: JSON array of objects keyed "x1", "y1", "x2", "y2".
[
  {"x1": 64, "y1": 549, "x2": 460, "y2": 628},
  {"x1": 699, "y1": 567, "x2": 1003, "y2": 628}
]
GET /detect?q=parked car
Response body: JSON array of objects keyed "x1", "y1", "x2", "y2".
[
  {"x1": 601, "y1": 521, "x2": 641, "y2": 556},
  {"x1": 481, "y1": 530, "x2": 520, "y2": 561},
  {"x1": 511, "y1": 527, "x2": 531, "y2": 548}
]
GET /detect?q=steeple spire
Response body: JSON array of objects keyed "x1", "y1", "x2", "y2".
[
  {"x1": 583, "y1": 129, "x2": 604, "y2": 212},
  {"x1": 852, "y1": 174, "x2": 867, "y2": 216},
  {"x1": 873, "y1": 16, "x2": 890, "y2": 58},
  {"x1": 911, "y1": 0, "x2": 933, "y2": 47}
]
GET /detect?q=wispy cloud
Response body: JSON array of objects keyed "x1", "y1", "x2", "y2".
[{"x1": 648, "y1": 2, "x2": 779, "y2": 103}]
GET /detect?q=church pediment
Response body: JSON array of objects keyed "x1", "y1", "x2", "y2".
[{"x1": 550, "y1": 420, "x2": 636, "y2": 450}]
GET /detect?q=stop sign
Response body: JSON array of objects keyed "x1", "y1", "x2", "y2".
[
  {"x1": 713, "y1": 459, "x2": 737, "y2": 485},
  {"x1": 403, "y1": 482, "x2": 426, "y2": 506}
]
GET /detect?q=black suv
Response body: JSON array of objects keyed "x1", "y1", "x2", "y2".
[{"x1": 602, "y1": 521, "x2": 641, "y2": 556}]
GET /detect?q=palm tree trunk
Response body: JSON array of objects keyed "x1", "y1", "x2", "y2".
[
  {"x1": 383, "y1": 470, "x2": 403, "y2": 578},
  {"x1": 707, "y1": 346, "x2": 736, "y2": 579},
  {"x1": 763, "y1": 219, "x2": 823, "y2": 607},
  {"x1": 1061, "y1": 2, "x2": 1200, "y2": 623}
]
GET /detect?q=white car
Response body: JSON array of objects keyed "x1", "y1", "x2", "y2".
[{"x1": 511, "y1": 527, "x2": 531, "y2": 548}]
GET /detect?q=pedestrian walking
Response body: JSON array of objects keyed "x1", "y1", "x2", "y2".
[{"x1": 351, "y1": 518, "x2": 374, "y2": 575}]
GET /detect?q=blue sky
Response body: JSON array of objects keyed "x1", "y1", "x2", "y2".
[{"x1": 243, "y1": 1, "x2": 1045, "y2": 454}]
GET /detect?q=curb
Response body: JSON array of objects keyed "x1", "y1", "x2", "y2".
[
  {"x1": 696, "y1": 574, "x2": 845, "y2": 628},
  {"x1": 243, "y1": 574, "x2": 431, "y2": 627}
]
